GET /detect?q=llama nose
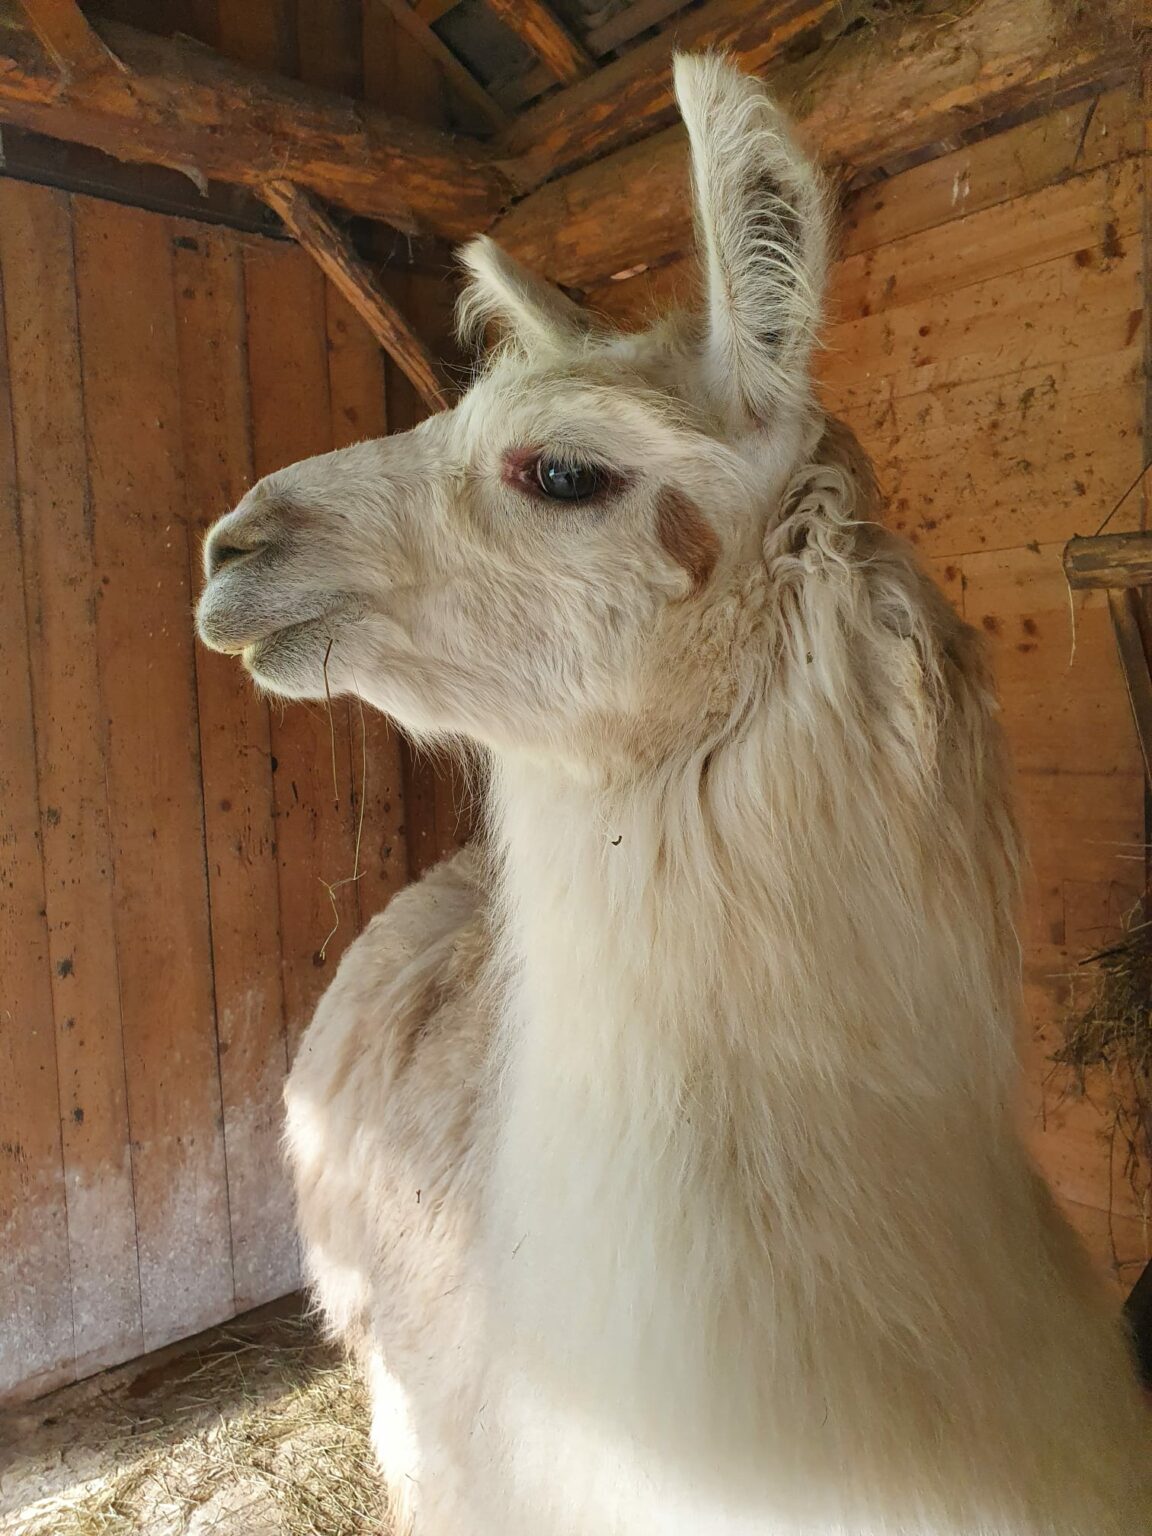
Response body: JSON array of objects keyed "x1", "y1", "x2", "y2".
[{"x1": 204, "y1": 524, "x2": 269, "y2": 579}]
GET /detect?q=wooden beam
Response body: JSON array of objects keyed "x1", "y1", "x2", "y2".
[
  {"x1": 493, "y1": 0, "x2": 1138, "y2": 290},
  {"x1": 262, "y1": 179, "x2": 450, "y2": 413},
  {"x1": 1064, "y1": 533, "x2": 1152, "y2": 591},
  {"x1": 1109, "y1": 588, "x2": 1152, "y2": 785},
  {"x1": 485, "y1": 0, "x2": 593, "y2": 86},
  {"x1": 495, "y1": 0, "x2": 694, "y2": 112},
  {"x1": 373, "y1": 0, "x2": 510, "y2": 131},
  {"x1": 16, "y1": 0, "x2": 124, "y2": 78},
  {"x1": 0, "y1": 12, "x2": 513, "y2": 239},
  {"x1": 501, "y1": 0, "x2": 841, "y2": 175}
]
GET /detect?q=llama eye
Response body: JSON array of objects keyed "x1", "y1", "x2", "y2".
[{"x1": 534, "y1": 458, "x2": 602, "y2": 501}]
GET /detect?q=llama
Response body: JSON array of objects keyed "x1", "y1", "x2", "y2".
[{"x1": 196, "y1": 55, "x2": 1152, "y2": 1536}]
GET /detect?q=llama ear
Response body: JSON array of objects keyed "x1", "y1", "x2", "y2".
[
  {"x1": 673, "y1": 54, "x2": 830, "y2": 430},
  {"x1": 457, "y1": 235, "x2": 594, "y2": 354}
]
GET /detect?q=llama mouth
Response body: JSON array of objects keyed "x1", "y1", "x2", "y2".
[
  {"x1": 239, "y1": 609, "x2": 366, "y2": 689},
  {"x1": 198, "y1": 589, "x2": 364, "y2": 660}
]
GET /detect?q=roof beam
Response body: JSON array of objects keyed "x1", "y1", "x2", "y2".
[
  {"x1": 0, "y1": 8, "x2": 513, "y2": 239},
  {"x1": 1065, "y1": 534, "x2": 1152, "y2": 592},
  {"x1": 501, "y1": 0, "x2": 842, "y2": 177},
  {"x1": 493, "y1": 0, "x2": 1139, "y2": 290},
  {"x1": 495, "y1": 0, "x2": 694, "y2": 112},
  {"x1": 485, "y1": 0, "x2": 594, "y2": 86},
  {"x1": 262, "y1": 179, "x2": 450, "y2": 412}
]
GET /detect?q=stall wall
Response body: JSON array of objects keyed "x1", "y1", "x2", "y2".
[
  {"x1": 590, "y1": 85, "x2": 1150, "y2": 1288},
  {"x1": 0, "y1": 186, "x2": 464, "y2": 1403}
]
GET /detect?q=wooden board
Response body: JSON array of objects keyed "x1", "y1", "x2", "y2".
[
  {"x1": 0, "y1": 198, "x2": 75, "y2": 1404},
  {"x1": 0, "y1": 181, "x2": 144, "y2": 1386},
  {"x1": 172, "y1": 222, "x2": 300, "y2": 1310},
  {"x1": 73, "y1": 196, "x2": 234, "y2": 1352},
  {"x1": 243, "y1": 239, "x2": 362, "y2": 1059}
]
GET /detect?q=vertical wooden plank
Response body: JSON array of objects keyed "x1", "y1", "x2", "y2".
[
  {"x1": 362, "y1": 0, "x2": 444, "y2": 124},
  {"x1": 218, "y1": 0, "x2": 297, "y2": 75},
  {"x1": 173, "y1": 223, "x2": 300, "y2": 1309},
  {"x1": 0, "y1": 181, "x2": 143, "y2": 1387},
  {"x1": 0, "y1": 206, "x2": 75, "y2": 1404},
  {"x1": 244, "y1": 239, "x2": 361, "y2": 1056},
  {"x1": 325, "y1": 281, "x2": 411, "y2": 919},
  {"x1": 296, "y1": 0, "x2": 362, "y2": 96},
  {"x1": 73, "y1": 196, "x2": 233, "y2": 1351}
]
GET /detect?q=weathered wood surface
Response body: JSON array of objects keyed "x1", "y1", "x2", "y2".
[
  {"x1": 173, "y1": 223, "x2": 299, "y2": 1312},
  {"x1": 0, "y1": 181, "x2": 143, "y2": 1386},
  {"x1": 262, "y1": 179, "x2": 450, "y2": 412},
  {"x1": 73, "y1": 196, "x2": 236, "y2": 1352},
  {"x1": 1065, "y1": 533, "x2": 1152, "y2": 591},
  {"x1": 0, "y1": 9, "x2": 512, "y2": 236},
  {"x1": 485, "y1": 0, "x2": 593, "y2": 85},
  {"x1": 0, "y1": 197, "x2": 75, "y2": 1405},
  {"x1": 16, "y1": 0, "x2": 125, "y2": 76},
  {"x1": 1, "y1": 0, "x2": 474, "y2": 1400},
  {"x1": 1108, "y1": 587, "x2": 1152, "y2": 784},
  {"x1": 495, "y1": 0, "x2": 1139, "y2": 290}
]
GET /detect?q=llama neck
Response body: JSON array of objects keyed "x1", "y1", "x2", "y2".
[
  {"x1": 482, "y1": 738, "x2": 1022, "y2": 1465},
  {"x1": 489, "y1": 741, "x2": 1017, "y2": 1117}
]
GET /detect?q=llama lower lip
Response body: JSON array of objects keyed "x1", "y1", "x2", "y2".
[{"x1": 243, "y1": 617, "x2": 333, "y2": 665}]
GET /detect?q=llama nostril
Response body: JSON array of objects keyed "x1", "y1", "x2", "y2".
[{"x1": 206, "y1": 533, "x2": 268, "y2": 579}]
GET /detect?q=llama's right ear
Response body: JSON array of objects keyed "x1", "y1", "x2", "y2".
[
  {"x1": 457, "y1": 235, "x2": 594, "y2": 354},
  {"x1": 674, "y1": 55, "x2": 829, "y2": 431}
]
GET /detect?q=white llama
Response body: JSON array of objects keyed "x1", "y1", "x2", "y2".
[{"x1": 197, "y1": 56, "x2": 1152, "y2": 1536}]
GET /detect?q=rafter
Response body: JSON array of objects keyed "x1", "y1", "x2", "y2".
[
  {"x1": 500, "y1": 0, "x2": 842, "y2": 177},
  {"x1": 373, "y1": 0, "x2": 510, "y2": 130},
  {"x1": 495, "y1": 0, "x2": 694, "y2": 112},
  {"x1": 485, "y1": 0, "x2": 593, "y2": 86},
  {"x1": 494, "y1": 0, "x2": 1139, "y2": 290},
  {"x1": 16, "y1": 0, "x2": 124, "y2": 78},
  {"x1": 0, "y1": 9, "x2": 513, "y2": 239},
  {"x1": 262, "y1": 179, "x2": 450, "y2": 413}
]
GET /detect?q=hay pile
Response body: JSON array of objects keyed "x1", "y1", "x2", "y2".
[
  {"x1": 1055, "y1": 913, "x2": 1152, "y2": 1234},
  {"x1": 5, "y1": 1315, "x2": 388, "y2": 1536}
]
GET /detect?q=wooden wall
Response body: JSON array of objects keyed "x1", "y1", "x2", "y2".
[
  {"x1": 0, "y1": 0, "x2": 476, "y2": 1406},
  {"x1": 591, "y1": 85, "x2": 1150, "y2": 1289},
  {"x1": 0, "y1": 185, "x2": 466, "y2": 1404}
]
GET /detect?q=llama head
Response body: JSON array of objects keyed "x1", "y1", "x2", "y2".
[{"x1": 197, "y1": 56, "x2": 839, "y2": 762}]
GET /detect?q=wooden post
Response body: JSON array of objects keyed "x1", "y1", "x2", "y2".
[{"x1": 261, "y1": 180, "x2": 450, "y2": 413}]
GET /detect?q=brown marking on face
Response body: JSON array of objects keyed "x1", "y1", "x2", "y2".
[{"x1": 656, "y1": 489, "x2": 719, "y2": 596}]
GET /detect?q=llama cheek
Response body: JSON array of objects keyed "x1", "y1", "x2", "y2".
[{"x1": 656, "y1": 489, "x2": 720, "y2": 596}]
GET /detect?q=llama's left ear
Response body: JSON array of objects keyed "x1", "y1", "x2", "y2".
[
  {"x1": 674, "y1": 54, "x2": 830, "y2": 431},
  {"x1": 457, "y1": 235, "x2": 594, "y2": 355}
]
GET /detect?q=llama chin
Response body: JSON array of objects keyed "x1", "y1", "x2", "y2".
[{"x1": 198, "y1": 51, "x2": 1152, "y2": 1536}]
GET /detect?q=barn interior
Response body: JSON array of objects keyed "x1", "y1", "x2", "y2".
[{"x1": 1, "y1": 0, "x2": 1149, "y2": 1525}]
